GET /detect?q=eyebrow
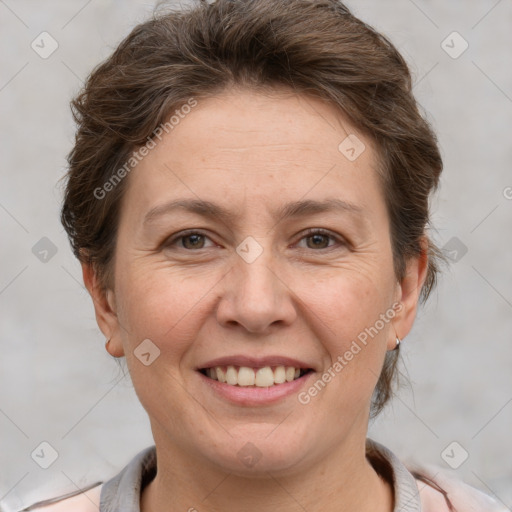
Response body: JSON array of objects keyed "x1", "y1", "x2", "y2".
[{"x1": 143, "y1": 198, "x2": 363, "y2": 226}]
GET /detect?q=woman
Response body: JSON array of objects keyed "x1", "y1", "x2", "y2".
[{"x1": 30, "y1": 0, "x2": 505, "y2": 510}]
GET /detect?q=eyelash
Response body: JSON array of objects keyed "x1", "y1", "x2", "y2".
[{"x1": 164, "y1": 228, "x2": 345, "y2": 251}]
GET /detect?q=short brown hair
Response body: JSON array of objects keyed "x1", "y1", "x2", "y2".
[{"x1": 61, "y1": 0, "x2": 443, "y2": 417}]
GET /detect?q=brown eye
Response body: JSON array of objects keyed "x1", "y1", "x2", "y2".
[
  {"x1": 296, "y1": 229, "x2": 342, "y2": 250},
  {"x1": 181, "y1": 233, "x2": 206, "y2": 249},
  {"x1": 164, "y1": 231, "x2": 214, "y2": 250},
  {"x1": 306, "y1": 233, "x2": 331, "y2": 249}
]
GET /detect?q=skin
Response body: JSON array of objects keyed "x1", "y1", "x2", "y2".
[{"x1": 83, "y1": 86, "x2": 427, "y2": 512}]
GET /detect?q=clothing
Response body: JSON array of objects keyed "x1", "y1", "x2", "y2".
[{"x1": 26, "y1": 439, "x2": 507, "y2": 511}]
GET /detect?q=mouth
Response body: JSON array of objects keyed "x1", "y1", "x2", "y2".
[{"x1": 198, "y1": 365, "x2": 314, "y2": 387}]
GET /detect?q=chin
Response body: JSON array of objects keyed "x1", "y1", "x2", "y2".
[{"x1": 199, "y1": 427, "x2": 311, "y2": 476}]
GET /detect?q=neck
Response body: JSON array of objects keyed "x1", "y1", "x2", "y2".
[{"x1": 140, "y1": 431, "x2": 394, "y2": 512}]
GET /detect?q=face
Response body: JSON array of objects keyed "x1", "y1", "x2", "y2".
[{"x1": 86, "y1": 86, "x2": 425, "y2": 476}]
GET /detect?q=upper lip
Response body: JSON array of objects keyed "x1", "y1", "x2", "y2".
[{"x1": 197, "y1": 355, "x2": 315, "y2": 371}]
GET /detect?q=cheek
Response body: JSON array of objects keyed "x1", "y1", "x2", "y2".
[
  {"x1": 114, "y1": 260, "x2": 209, "y2": 359},
  {"x1": 113, "y1": 266, "x2": 206, "y2": 417},
  {"x1": 307, "y1": 264, "x2": 395, "y2": 340},
  {"x1": 303, "y1": 268, "x2": 395, "y2": 393}
]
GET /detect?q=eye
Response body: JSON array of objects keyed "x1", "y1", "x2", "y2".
[
  {"x1": 164, "y1": 230, "x2": 215, "y2": 250},
  {"x1": 296, "y1": 228, "x2": 343, "y2": 250},
  {"x1": 164, "y1": 228, "x2": 345, "y2": 252}
]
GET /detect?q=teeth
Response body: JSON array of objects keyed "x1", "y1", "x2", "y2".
[
  {"x1": 205, "y1": 365, "x2": 307, "y2": 387},
  {"x1": 255, "y1": 367, "x2": 274, "y2": 387},
  {"x1": 226, "y1": 365, "x2": 238, "y2": 385},
  {"x1": 216, "y1": 367, "x2": 226, "y2": 383},
  {"x1": 274, "y1": 366, "x2": 286, "y2": 384},
  {"x1": 238, "y1": 366, "x2": 255, "y2": 386}
]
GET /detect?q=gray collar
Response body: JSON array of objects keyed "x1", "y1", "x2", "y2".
[{"x1": 100, "y1": 439, "x2": 421, "y2": 511}]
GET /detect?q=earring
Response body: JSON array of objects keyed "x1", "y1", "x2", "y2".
[
  {"x1": 394, "y1": 336, "x2": 401, "y2": 350},
  {"x1": 105, "y1": 338, "x2": 111, "y2": 348}
]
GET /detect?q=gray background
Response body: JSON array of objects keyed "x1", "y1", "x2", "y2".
[{"x1": 1, "y1": 1, "x2": 511, "y2": 510}]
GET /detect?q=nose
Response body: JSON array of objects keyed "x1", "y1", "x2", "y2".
[{"x1": 215, "y1": 245, "x2": 297, "y2": 334}]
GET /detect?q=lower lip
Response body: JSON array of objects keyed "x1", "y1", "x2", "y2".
[{"x1": 197, "y1": 371, "x2": 314, "y2": 406}]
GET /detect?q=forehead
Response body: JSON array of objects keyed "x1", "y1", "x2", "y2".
[
  {"x1": 170, "y1": 86, "x2": 365, "y2": 154},
  {"x1": 120, "y1": 87, "x2": 384, "y2": 222}
]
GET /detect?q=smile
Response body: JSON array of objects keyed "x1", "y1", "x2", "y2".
[{"x1": 199, "y1": 365, "x2": 312, "y2": 387}]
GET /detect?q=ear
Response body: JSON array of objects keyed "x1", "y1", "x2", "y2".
[
  {"x1": 81, "y1": 262, "x2": 125, "y2": 358},
  {"x1": 388, "y1": 238, "x2": 429, "y2": 350}
]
